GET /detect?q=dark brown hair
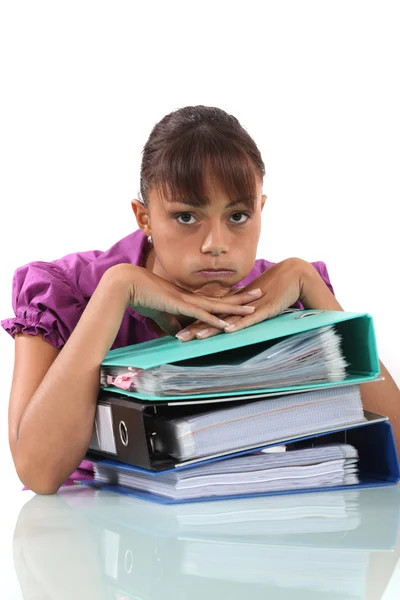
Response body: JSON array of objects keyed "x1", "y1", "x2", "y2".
[{"x1": 139, "y1": 106, "x2": 265, "y2": 208}]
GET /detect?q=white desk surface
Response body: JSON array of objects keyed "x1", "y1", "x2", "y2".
[{"x1": 3, "y1": 484, "x2": 400, "y2": 599}]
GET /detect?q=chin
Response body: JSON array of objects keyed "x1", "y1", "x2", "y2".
[{"x1": 191, "y1": 280, "x2": 237, "y2": 297}]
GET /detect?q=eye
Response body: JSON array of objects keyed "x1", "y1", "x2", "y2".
[
  {"x1": 229, "y1": 212, "x2": 249, "y2": 224},
  {"x1": 176, "y1": 213, "x2": 196, "y2": 225}
]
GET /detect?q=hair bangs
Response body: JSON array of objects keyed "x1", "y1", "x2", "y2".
[{"x1": 154, "y1": 129, "x2": 259, "y2": 209}]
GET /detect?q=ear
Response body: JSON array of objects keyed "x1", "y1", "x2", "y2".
[
  {"x1": 261, "y1": 194, "x2": 267, "y2": 211},
  {"x1": 131, "y1": 200, "x2": 152, "y2": 237}
]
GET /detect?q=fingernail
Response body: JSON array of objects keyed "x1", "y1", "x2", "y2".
[
  {"x1": 196, "y1": 329, "x2": 209, "y2": 338},
  {"x1": 225, "y1": 323, "x2": 236, "y2": 332},
  {"x1": 218, "y1": 320, "x2": 230, "y2": 328},
  {"x1": 176, "y1": 330, "x2": 191, "y2": 340},
  {"x1": 248, "y1": 288, "x2": 262, "y2": 295},
  {"x1": 243, "y1": 306, "x2": 255, "y2": 312}
]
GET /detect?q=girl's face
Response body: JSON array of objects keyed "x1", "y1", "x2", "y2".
[{"x1": 132, "y1": 177, "x2": 266, "y2": 298}]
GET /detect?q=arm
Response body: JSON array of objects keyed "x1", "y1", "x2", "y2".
[
  {"x1": 175, "y1": 258, "x2": 400, "y2": 451},
  {"x1": 10, "y1": 267, "x2": 132, "y2": 495},
  {"x1": 9, "y1": 264, "x2": 257, "y2": 494},
  {"x1": 300, "y1": 263, "x2": 400, "y2": 451}
]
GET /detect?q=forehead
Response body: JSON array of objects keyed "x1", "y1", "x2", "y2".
[{"x1": 148, "y1": 174, "x2": 262, "y2": 209}]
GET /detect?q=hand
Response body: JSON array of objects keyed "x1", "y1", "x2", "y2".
[
  {"x1": 175, "y1": 258, "x2": 320, "y2": 341},
  {"x1": 116, "y1": 264, "x2": 263, "y2": 336}
]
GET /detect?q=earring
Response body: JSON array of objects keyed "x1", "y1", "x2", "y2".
[{"x1": 148, "y1": 235, "x2": 153, "y2": 245}]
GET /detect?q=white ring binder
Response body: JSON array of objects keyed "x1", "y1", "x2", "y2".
[{"x1": 119, "y1": 421, "x2": 129, "y2": 447}]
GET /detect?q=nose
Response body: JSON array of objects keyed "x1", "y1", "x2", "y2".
[{"x1": 200, "y1": 222, "x2": 228, "y2": 256}]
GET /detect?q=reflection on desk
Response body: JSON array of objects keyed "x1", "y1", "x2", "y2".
[{"x1": 13, "y1": 485, "x2": 400, "y2": 600}]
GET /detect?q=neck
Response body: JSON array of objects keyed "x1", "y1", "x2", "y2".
[{"x1": 144, "y1": 245, "x2": 156, "y2": 272}]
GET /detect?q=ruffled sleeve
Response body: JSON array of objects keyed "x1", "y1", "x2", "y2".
[{"x1": 1, "y1": 261, "x2": 88, "y2": 349}]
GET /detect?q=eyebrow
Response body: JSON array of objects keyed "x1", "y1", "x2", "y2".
[{"x1": 167, "y1": 197, "x2": 253, "y2": 209}]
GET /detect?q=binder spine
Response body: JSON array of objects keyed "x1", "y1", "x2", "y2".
[
  {"x1": 90, "y1": 403, "x2": 117, "y2": 455},
  {"x1": 89, "y1": 396, "x2": 153, "y2": 469}
]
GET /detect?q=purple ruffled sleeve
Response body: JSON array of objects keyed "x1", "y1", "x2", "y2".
[{"x1": 1, "y1": 261, "x2": 87, "y2": 349}]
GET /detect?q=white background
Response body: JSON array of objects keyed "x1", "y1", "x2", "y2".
[{"x1": 0, "y1": 0, "x2": 399, "y2": 500}]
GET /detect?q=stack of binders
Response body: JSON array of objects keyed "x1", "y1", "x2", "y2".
[{"x1": 85, "y1": 309, "x2": 400, "y2": 503}]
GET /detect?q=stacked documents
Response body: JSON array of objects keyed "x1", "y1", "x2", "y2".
[
  {"x1": 151, "y1": 385, "x2": 365, "y2": 460},
  {"x1": 93, "y1": 444, "x2": 359, "y2": 501},
  {"x1": 101, "y1": 325, "x2": 348, "y2": 396},
  {"x1": 86, "y1": 311, "x2": 400, "y2": 504}
]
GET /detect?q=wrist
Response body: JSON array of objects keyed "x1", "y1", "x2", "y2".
[
  {"x1": 62, "y1": 264, "x2": 135, "y2": 366},
  {"x1": 101, "y1": 263, "x2": 142, "y2": 305},
  {"x1": 298, "y1": 260, "x2": 343, "y2": 311}
]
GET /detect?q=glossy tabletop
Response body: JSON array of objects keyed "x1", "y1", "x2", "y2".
[{"x1": 3, "y1": 484, "x2": 400, "y2": 599}]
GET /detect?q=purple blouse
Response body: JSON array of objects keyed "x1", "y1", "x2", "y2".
[
  {"x1": 2, "y1": 228, "x2": 334, "y2": 349},
  {"x1": 1, "y1": 229, "x2": 334, "y2": 489}
]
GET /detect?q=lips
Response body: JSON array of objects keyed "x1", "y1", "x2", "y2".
[
  {"x1": 196, "y1": 270, "x2": 235, "y2": 274},
  {"x1": 196, "y1": 269, "x2": 236, "y2": 278}
]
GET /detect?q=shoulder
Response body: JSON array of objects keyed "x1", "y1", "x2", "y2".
[
  {"x1": 65, "y1": 229, "x2": 148, "y2": 297},
  {"x1": 238, "y1": 258, "x2": 335, "y2": 295},
  {"x1": 1, "y1": 230, "x2": 148, "y2": 347},
  {"x1": 13, "y1": 229, "x2": 148, "y2": 299}
]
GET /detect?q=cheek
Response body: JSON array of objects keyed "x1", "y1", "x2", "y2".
[
  {"x1": 155, "y1": 223, "x2": 197, "y2": 253},
  {"x1": 152, "y1": 222, "x2": 179, "y2": 250},
  {"x1": 233, "y1": 223, "x2": 260, "y2": 248},
  {"x1": 155, "y1": 233, "x2": 192, "y2": 271},
  {"x1": 231, "y1": 225, "x2": 260, "y2": 261}
]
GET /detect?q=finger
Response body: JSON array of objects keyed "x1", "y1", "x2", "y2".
[
  {"x1": 192, "y1": 286, "x2": 244, "y2": 296},
  {"x1": 175, "y1": 318, "x2": 203, "y2": 341},
  {"x1": 154, "y1": 313, "x2": 183, "y2": 337},
  {"x1": 182, "y1": 324, "x2": 221, "y2": 341},
  {"x1": 184, "y1": 294, "x2": 258, "y2": 316},
  {"x1": 176, "y1": 315, "x2": 239, "y2": 342},
  {"x1": 176, "y1": 322, "x2": 220, "y2": 342},
  {"x1": 176, "y1": 294, "x2": 266, "y2": 336},
  {"x1": 216, "y1": 288, "x2": 263, "y2": 304},
  {"x1": 194, "y1": 315, "x2": 242, "y2": 340},
  {"x1": 223, "y1": 305, "x2": 280, "y2": 333},
  {"x1": 226, "y1": 286, "x2": 245, "y2": 296},
  {"x1": 175, "y1": 302, "x2": 234, "y2": 332},
  {"x1": 176, "y1": 312, "x2": 230, "y2": 337}
]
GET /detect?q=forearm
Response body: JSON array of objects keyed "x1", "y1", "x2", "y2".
[
  {"x1": 15, "y1": 266, "x2": 131, "y2": 494},
  {"x1": 301, "y1": 260, "x2": 400, "y2": 450}
]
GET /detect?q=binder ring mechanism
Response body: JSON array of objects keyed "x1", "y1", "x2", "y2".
[
  {"x1": 279, "y1": 309, "x2": 324, "y2": 319},
  {"x1": 125, "y1": 549, "x2": 133, "y2": 574},
  {"x1": 119, "y1": 420, "x2": 129, "y2": 446}
]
